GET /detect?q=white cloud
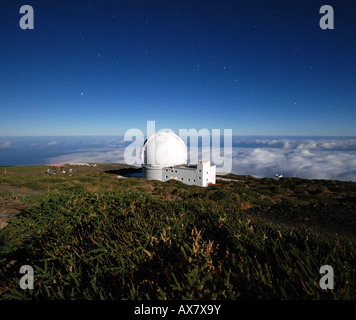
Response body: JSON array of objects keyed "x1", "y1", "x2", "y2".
[
  {"x1": 46, "y1": 141, "x2": 58, "y2": 146},
  {"x1": 47, "y1": 149, "x2": 126, "y2": 166},
  {"x1": 0, "y1": 141, "x2": 11, "y2": 148},
  {"x1": 231, "y1": 146, "x2": 356, "y2": 181},
  {"x1": 47, "y1": 137, "x2": 356, "y2": 181},
  {"x1": 232, "y1": 137, "x2": 356, "y2": 152},
  {"x1": 296, "y1": 141, "x2": 318, "y2": 150}
]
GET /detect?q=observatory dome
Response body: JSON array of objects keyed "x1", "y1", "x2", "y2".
[{"x1": 141, "y1": 131, "x2": 187, "y2": 168}]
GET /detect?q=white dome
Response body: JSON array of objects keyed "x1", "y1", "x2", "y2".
[{"x1": 141, "y1": 131, "x2": 187, "y2": 167}]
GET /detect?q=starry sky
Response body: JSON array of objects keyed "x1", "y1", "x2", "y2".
[{"x1": 0, "y1": 0, "x2": 355, "y2": 136}]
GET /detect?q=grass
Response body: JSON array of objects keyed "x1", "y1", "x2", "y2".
[{"x1": 0, "y1": 164, "x2": 355, "y2": 299}]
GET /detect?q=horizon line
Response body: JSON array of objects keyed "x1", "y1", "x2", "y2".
[{"x1": 1, "y1": 134, "x2": 356, "y2": 138}]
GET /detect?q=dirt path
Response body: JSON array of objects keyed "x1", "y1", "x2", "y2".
[
  {"x1": 0, "y1": 183, "x2": 44, "y2": 195},
  {"x1": 0, "y1": 184, "x2": 44, "y2": 229},
  {"x1": 0, "y1": 209, "x2": 21, "y2": 229}
]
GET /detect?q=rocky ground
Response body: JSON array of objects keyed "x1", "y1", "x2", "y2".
[
  {"x1": 247, "y1": 202, "x2": 356, "y2": 240},
  {"x1": 0, "y1": 183, "x2": 43, "y2": 229}
]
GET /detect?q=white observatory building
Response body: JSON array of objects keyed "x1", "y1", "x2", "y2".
[{"x1": 141, "y1": 131, "x2": 216, "y2": 187}]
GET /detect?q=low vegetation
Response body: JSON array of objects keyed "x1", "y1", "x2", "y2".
[{"x1": 0, "y1": 164, "x2": 355, "y2": 299}]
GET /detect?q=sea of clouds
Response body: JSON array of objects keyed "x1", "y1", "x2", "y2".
[
  {"x1": 229, "y1": 137, "x2": 356, "y2": 181},
  {"x1": 1, "y1": 136, "x2": 356, "y2": 181}
]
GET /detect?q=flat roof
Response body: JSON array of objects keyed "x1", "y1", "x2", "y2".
[{"x1": 164, "y1": 164, "x2": 197, "y2": 169}]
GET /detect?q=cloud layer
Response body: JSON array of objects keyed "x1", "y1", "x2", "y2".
[
  {"x1": 0, "y1": 141, "x2": 11, "y2": 148},
  {"x1": 230, "y1": 147, "x2": 356, "y2": 181},
  {"x1": 1, "y1": 136, "x2": 356, "y2": 181},
  {"x1": 227, "y1": 137, "x2": 356, "y2": 181},
  {"x1": 45, "y1": 137, "x2": 356, "y2": 182}
]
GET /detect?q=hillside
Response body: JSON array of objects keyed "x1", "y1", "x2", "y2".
[{"x1": 0, "y1": 164, "x2": 355, "y2": 299}]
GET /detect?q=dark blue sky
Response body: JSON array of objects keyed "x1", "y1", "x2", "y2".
[{"x1": 1, "y1": 0, "x2": 355, "y2": 136}]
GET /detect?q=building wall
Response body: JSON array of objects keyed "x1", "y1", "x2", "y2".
[
  {"x1": 199, "y1": 161, "x2": 216, "y2": 187},
  {"x1": 142, "y1": 166, "x2": 162, "y2": 181},
  {"x1": 162, "y1": 167, "x2": 200, "y2": 186},
  {"x1": 160, "y1": 161, "x2": 216, "y2": 187}
]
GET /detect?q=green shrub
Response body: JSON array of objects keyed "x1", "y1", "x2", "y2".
[{"x1": 0, "y1": 189, "x2": 355, "y2": 300}]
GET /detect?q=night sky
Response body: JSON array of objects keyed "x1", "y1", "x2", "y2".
[{"x1": 1, "y1": 0, "x2": 355, "y2": 136}]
